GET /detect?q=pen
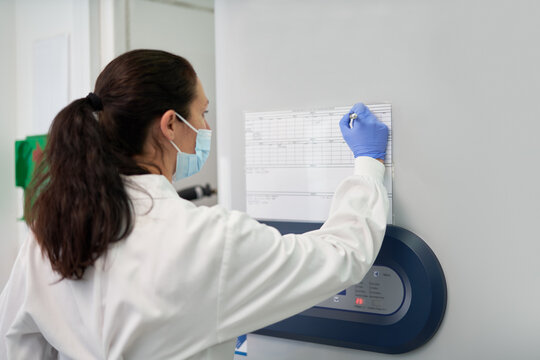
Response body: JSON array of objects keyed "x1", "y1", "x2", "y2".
[{"x1": 349, "y1": 112, "x2": 357, "y2": 128}]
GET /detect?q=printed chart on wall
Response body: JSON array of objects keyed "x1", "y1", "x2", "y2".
[{"x1": 245, "y1": 104, "x2": 393, "y2": 224}]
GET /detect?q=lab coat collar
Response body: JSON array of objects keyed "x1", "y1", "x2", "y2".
[{"x1": 123, "y1": 174, "x2": 179, "y2": 200}]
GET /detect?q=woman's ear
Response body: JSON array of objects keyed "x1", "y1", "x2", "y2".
[{"x1": 159, "y1": 110, "x2": 177, "y2": 141}]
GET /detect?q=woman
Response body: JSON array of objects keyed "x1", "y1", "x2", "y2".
[{"x1": 0, "y1": 49, "x2": 389, "y2": 359}]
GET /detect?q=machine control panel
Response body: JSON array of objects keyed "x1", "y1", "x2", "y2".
[
  {"x1": 316, "y1": 265, "x2": 405, "y2": 315},
  {"x1": 256, "y1": 223, "x2": 447, "y2": 354}
]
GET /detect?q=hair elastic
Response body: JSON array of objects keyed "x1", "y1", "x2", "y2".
[{"x1": 86, "y1": 92, "x2": 103, "y2": 111}]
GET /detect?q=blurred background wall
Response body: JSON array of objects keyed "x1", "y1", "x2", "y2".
[{"x1": 0, "y1": 0, "x2": 19, "y2": 288}]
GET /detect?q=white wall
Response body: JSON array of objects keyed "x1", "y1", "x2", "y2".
[
  {"x1": 0, "y1": 0, "x2": 19, "y2": 289},
  {"x1": 15, "y1": 0, "x2": 93, "y2": 139},
  {"x1": 128, "y1": 0, "x2": 218, "y2": 206},
  {"x1": 215, "y1": 0, "x2": 540, "y2": 359},
  {"x1": 0, "y1": 0, "x2": 94, "y2": 289}
]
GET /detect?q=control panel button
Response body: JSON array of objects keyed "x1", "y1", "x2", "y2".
[{"x1": 316, "y1": 265, "x2": 405, "y2": 315}]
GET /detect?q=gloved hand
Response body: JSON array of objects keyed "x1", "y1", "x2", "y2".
[{"x1": 340, "y1": 103, "x2": 389, "y2": 159}]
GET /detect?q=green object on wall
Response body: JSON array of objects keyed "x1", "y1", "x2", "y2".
[{"x1": 15, "y1": 134, "x2": 47, "y2": 191}]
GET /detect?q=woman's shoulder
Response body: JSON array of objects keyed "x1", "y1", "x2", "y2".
[{"x1": 123, "y1": 174, "x2": 179, "y2": 200}]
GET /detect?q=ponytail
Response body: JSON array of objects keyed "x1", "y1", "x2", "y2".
[
  {"x1": 25, "y1": 49, "x2": 197, "y2": 280},
  {"x1": 25, "y1": 97, "x2": 133, "y2": 280}
]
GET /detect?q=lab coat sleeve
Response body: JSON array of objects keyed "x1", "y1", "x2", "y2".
[
  {"x1": 216, "y1": 156, "x2": 388, "y2": 341},
  {"x1": 0, "y1": 238, "x2": 57, "y2": 360}
]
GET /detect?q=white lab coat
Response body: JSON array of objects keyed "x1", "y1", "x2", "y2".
[{"x1": 0, "y1": 157, "x2": 388, "y2": 360}]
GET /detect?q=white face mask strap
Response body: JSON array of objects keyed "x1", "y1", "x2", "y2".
[
  {"x1": 175, "y1": 111, "x2": 199, "y2": 133},
  {"x1": 169, "y1": 139, "x2": 182, "y2": 153}
]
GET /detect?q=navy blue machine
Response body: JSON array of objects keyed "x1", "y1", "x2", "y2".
[{"x1": 255, "y1": 222, "x2": 447, "y2": 354}]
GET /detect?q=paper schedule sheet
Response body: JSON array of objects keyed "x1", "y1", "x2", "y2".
[{"x1": 245, "y1": 104, "x2": 393, "y2": 224}]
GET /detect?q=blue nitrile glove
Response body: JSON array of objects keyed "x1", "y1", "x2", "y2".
[{"x1": 339, "y1": 103, "x2": 389, "y2": 159}]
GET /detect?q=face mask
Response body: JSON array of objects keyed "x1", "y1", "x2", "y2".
[{"x1": 169, "y1": 112, "x2": 212, "y2": 181}]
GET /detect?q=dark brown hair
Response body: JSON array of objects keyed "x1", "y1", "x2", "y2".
[{"x1": 25, "y1": 49, "x2": 197, "y2": 279}]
